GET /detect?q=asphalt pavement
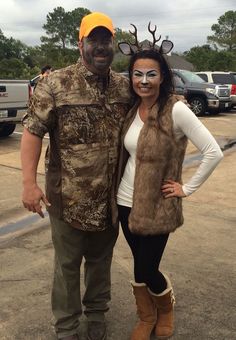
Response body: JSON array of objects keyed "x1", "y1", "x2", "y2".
[{"x1": 0, "y1": 113, "x2": 236, "y2": 340}]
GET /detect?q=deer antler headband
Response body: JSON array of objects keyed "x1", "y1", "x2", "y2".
[{"x1": 118, "y1": 22, "x2": 174, "y2": 55}]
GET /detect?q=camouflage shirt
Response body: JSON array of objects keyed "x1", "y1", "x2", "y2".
[{"x1": 23, "y1": 60, "x2": 130, "y2": 231}]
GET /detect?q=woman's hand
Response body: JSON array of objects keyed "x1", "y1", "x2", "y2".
[{"x1": 161, "y1": 179, "x2": 186, "y2": 198}]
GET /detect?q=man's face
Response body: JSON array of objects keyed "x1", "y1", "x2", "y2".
[
  {"x1": 43, "y1": 69, "x2": 51, "y2": 77},
  {"x1": 79, "y1": 27, "x2": 114, "y2": 76}
]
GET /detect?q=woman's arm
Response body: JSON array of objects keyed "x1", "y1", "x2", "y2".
[{"x1": 166, "y1": 101, "x2": 223, "y2": 197}]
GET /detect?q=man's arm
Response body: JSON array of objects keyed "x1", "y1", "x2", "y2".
[{"x1": 21, "y1": 127, "x2": 50, "y2": 218}]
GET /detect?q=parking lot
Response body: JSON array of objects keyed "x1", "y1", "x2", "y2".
[{"x1": 0, "y1": 111, "x2": 236, "y2": 339}]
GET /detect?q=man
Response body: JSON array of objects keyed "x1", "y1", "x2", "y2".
[
  {"x1": 33, "y1": 65, "x2": 52, "y2": 91},
  {"x1": 40, "y1": 64, "x2": 52, "y2": 78},
  {"x1": 21, "y1": 12, "x2": 130, "y2": 340}
]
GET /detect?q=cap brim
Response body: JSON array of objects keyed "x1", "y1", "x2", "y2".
[{"x1": 84, "y1": 25, "x2": 114, "y2": 38}]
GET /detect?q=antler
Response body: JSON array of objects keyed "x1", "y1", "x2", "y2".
[
  {"x1": 129, "y1": 24, "x2": 140, "y2": 50},
  {"x1": 148, "y1": 22, "x2": 161, "y2": 48}
]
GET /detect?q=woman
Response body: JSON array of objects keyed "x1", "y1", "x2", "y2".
[{"x1": 116, "y1": 47, "x2": 223, "y2": 340}]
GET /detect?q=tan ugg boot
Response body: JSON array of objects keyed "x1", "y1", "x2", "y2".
[
  {"x1": 130, "y1": 282, "x2": 157, "y2": 340},
  {"x1": 149, "y1": 274, "x2": 175, "y2": 338}
]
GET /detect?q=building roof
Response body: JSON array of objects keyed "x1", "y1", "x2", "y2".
[
  {"x1": 165, "y1": 53, "x2": 195, "y2": 71},
  {"x1": 140, "y1": 39, "x2": 194, "y2": 71}
]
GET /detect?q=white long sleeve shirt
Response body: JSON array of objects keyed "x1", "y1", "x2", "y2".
[{"x1": 117, "y1": 101, "x2": 223, "y2": 207}]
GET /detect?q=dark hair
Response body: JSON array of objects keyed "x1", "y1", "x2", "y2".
[
  {"x1": 41, "y1": 65, "x2": 52, "y2": 74},
  {"x1": 128, "y1": 49, "x2": 174, "y2": 113}
]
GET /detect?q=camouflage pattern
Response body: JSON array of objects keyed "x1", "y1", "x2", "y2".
[{"x1": 23, "y1": 60, "x2": 130, "y2": 231}]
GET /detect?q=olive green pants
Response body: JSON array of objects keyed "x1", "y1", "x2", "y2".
[{"x1": 50, "y1": 215, "x2": 119, "y2": 338}]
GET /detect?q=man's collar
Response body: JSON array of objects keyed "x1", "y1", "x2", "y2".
[{"x1": 76, "y1": 58, "x2": 111, "y2": 83}]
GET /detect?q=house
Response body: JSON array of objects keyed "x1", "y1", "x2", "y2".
[
  {"x1": 165, "y1": 53, "x2": 195, "y2": 71},
  {"x1": 140, "y1": 39, "x2": 194, "y2": 71}
]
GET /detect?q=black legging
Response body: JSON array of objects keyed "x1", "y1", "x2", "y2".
[{"x1": 118, "y1": 205, "x2": 169, "y2": 294}]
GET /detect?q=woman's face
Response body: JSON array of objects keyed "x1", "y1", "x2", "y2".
[{"x1": 131, "y1": 58, "x2": 163, "y2": 101}]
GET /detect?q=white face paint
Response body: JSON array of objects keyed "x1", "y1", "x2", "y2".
[{"x1": 132, "y1": 68, "x2": 160, "y2": 84}]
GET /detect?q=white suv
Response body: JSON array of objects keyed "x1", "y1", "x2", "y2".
[{"x1": 196, "y1": 71, "x2": 236, "y2": 107}]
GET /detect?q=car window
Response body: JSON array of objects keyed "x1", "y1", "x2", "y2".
[
  {"x1": 197, "y1": 73, "x2": 208, "y2": 82},
  {"x1": 212, "y1": 73, "x2": 234, "y2": 84},
  {"x1": 173, "y1": 75, "x2": 185, "y2": 87},
  {"x1": 177, "y1": 70, "x2": 205, "y2": 83},
  {"x1": 230, "y1": 73, "x2": 236, "y2": 84}
]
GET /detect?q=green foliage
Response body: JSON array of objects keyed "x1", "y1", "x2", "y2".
[
  {"x1": 69, "y1": 8, "x2": 91, "y2": 46},
  {"x1": 41, "y1": 7, "x2": 90, "y2": 49},
  {"x1": 0, "y1": 58, "x2": 32, "y2": 79},
  {"x1": 207, "y1": 11, "x2": 236, "y2": 51},
  {"x1": 209, "y1": 50, "x2": 236, "y2": 71},
  {"x1": 114, "y1": 28, "x2": 134, "y2": 52},
  {"x1": 185, "y1": 45, "x2": 236, "y2": 71},
  {"x1": 39, "y1": 43, "x2": 79, "y2": 69},
  {"x1": 111, "y1": 28, "x2": 134, "y2": 71},
  {"x1": 0, "y1": 29, "x2": 28, "y2": 60},
  {"x1": 41, "y1": 7, "x2": 70, "y2": 49},
  {"x1": 185, "y1": 11, "x2": 236, "y2": 71},
  {"x1": 23, "y1": 46, "x2": 45, "y2": 68},
  {"x1": 112, "y1": 55, "x2": 130, "y2": 72},
  {"x1": 184, "y1": 45, "x2": 215, "y2": 71}
]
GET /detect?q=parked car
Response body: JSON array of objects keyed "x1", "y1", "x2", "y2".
[
  {"x1": 196, "y1": 71, "x2": 236, "y2": 108},
  {"x1": 230, "y1": 72, "x2": 236, "y2": 79},
  {"x1": 30, "y1": 74, "x2": 41, "y2": 93},
  {"x1": 0, "y1": 79, "x2": 31, "y2": 137},
  {"x1": 173, "y1": 74, "x2": 187, "y2": 97},
  {"x1": 172, "y1": 69, "x2": 231, "y2": 115}
]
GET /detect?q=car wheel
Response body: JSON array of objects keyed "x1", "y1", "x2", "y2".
[
  {"x1": 188, "y1": 97, "x2": 206, "y2": 116},
  {"x1": 0, "y1": 123, "x2": 16, "y2": 137}
]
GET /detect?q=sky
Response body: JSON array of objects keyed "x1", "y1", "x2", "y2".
[{"x1": 0, "y1": 0, "x2": 235, "y2": 53}]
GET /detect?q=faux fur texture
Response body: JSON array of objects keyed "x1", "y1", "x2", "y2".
[{"x1": 127, "y1": 95, "x2": 188, "y2": 235}]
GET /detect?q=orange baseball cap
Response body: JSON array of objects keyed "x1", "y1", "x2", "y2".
[{"x1": 79, "y1": 12, "x2": 115, "y2": 41}]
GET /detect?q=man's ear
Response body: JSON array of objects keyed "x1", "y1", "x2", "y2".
[{"x1": 78, "y1": 40, "x2": 83, "y2": 51}]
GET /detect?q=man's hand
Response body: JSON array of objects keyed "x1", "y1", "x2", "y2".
[{"x1": 22, "y1": 183, "x2": 51, "y2": 218}]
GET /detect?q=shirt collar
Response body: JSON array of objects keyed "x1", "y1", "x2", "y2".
[{"x1": 76, "y1": 58, "x2": 111, "y2": 86}]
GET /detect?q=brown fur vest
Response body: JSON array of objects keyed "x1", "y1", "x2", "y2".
[{"x1": 116, "y1": 95, "x2": 188, "y2": 235}]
